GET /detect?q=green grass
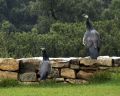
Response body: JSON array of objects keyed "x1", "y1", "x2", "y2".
[
  {"x1": 0, "y1": 73, "x2": 120, "y2": 96},
  {"x1": 0, "y1": 79, "x2": 19, "y2": 87},
  {"x1": 0, "y1": 83, "x2": 120, "y2": 96},
  {"x1": 89, "y1": 71, "x2": 112, "y2": 83}
]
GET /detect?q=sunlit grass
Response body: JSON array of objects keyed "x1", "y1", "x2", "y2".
[{"x1": 0, "y1": 83, "x2": 120, "y2": 96}]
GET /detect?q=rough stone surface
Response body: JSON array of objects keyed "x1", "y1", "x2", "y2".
[
  {"x1": 69, "y1": 59, "x2": 80, "y2": 65},
  {"x1": 47, "y1": 68, "x2": 60, "y2": 79},
  {"x1": 19, "y1": 59, "x2": 41, "y2": 73},
  {"x1": 112, "y1": 58, "x2": 120, "y2": 67},
  {"x1": 0, "y1": 56, "x2": 119, "y2": 84},
  {"x1": 97, "y1": 56, "x2": 112, "y2": 67},
  {"x1": 0, "y1": 71, "x2": 18, "y2": 79},
  {"x1": 19, "y1": 72, "x2": 37, "y2": 82},
  {"x1": 77, "y1": 70, "x2": 93, "y2": 80},
  {"x1": 69, "y1": 59, "x2": 80, "y2": 69},
  {"x1": 66, "y1": 79, "x2": 88, "y2": 84},
  {"x1": 55, "y1": 78, "x2": 64, "y2": 82},
  {"x1": 70, "y1": 64, "x2": 80, "y2": 69},
  {"x1": 80, "y1": 57, "x2": 98, "y2": 66},
  {"x1": 80, "y1": 57, "x2": 112, "y2": 67},
  {"x1": 61, "y1": 68, "x2": 76, "y2": 79},
  {"x1": 50, "y1": 60, "x2": 69, "y2": 68},
  {"x1": 0, "y1": 58, "x2": 19, "y2": 71},
  {"x1": 80, "y1": 67, "x2": 98, "y2": 71}
]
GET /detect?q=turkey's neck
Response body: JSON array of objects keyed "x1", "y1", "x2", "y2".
[
  {"x1": 43, "y1": 51, "x2": 49, "y2": 60},
  {"x1": 86, "y1": 18, "x2": 94, "y2": 31}
]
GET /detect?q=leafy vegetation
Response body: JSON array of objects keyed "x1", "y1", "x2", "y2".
[
  {"x1": 90, "y1": 71, "x2": 112, "y2": 83},
  {"x1": 0, "y1": 0, "x2": 120, "y2": 58}
]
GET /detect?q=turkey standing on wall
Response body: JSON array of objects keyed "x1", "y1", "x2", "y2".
[
  {"x1": 82, "y1": 14, "x2": 101, "y2": 59},
  {"x1": 39, "y1": 48, "x2": 51, "y2": 80}
]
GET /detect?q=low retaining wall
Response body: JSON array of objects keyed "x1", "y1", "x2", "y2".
[{"x1": 0, "y1": 56, "x2": 120, "y2": 84}]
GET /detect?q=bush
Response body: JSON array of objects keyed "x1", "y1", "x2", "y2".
[
  {"x1": 90, "y1": 71, "x2": 112, "y2": 83},
  {"x1": 0, "y1": 79, "x2": 19, "y2": 87}
]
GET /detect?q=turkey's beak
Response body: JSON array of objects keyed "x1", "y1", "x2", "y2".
[
  {"x1": 82, "y1": 14, "x2": 88, "y2": 18},
  {"x1": 41, "y1": 47, "x2": 45, "y2": 51}
]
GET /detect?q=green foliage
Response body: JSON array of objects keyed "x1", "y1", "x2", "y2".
[
  {"x1": 0, "y1": 19, "x2": 120, "y2": 57},
  {"x1": 0, "y1": 20, "x2": 16, "y2": 32},
  {"x1": 0, "y1": 0, "x2": 116, "y2": 32},
  {"x1": 35, "y1": 16, "x2": 54, "y2": 34},
  {"x1": 0, "y1": 0, "x2": 120, "y2": 57},
  {"x1": 102, "y1": 0, "x2": 120, "y2": 20},
  {"x1": 0, "y1": 79, "x2": 19, "y2": 87},
  {"x1": 50, "y1": 22, "x2": 85, "y2": 57}
]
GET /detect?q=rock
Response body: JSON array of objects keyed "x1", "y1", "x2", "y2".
[
  {"x1": 19, "y1": 72, "x2": 37, "y2": 82},
  {"x1": 69, "y1": 59, "x2": 80, "y2": 65},
  {"x1": 48, "y1": 68, "x2": 61, "y2": 78},
  {"x1": 80, "y1": 57, "x2": 98, "y2": 66},
  {"x1": 19, "y1": 59, "x2": 41, "y2": 73},
  {"x1": 97, "y1": 56, "x2": 112, "y2": 67},
  {"x1": 66, "y1": 79, "x2": 88, "y2": 84},
  {"x1": 18, "y1": 58, "x2": 42, "y2": 66},
  {"x1": 55, "y1": 78, "x2": 64, "y2": 82},
  {"x1": 70, "y1": 64, "x2": 80, "y2": 70},
  {"x1": 112, "y1": 57, "x2": 120, "y2": 67},
  {"x1": 0, "y1": 71, "x2": 18, "y2": 79},
  {"x1": 80, "y1": 56, "x2": 112, "y2": 67},
  {"x1": 50, "y1": 60, "x2": 69, "y2": 68},
  {"x1": 98, "y1": 67, "x2": 110, "y2": 70},
  {"x1": 69, "y1": 59, "x2": 80, "y2": 69},
  {"x1": 61, "y1": 68, "x2": 76, "y2": 79},
  {"x1": 0, "y1": 58, "x2": 19, "y2": 71},
  {"x1": 80, "y1": 67, "x2": 98, "y2": 71},
  {"x1": 77, "y1": 70, "x2": 93, "y2": 80}
]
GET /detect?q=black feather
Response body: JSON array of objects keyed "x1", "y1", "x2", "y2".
[
  {"x1": 39, "y1": 49, "x2": 51, "y2": 80},
  {"x1": 86, "y1": 18, "x2": 94, "y2": 30}
]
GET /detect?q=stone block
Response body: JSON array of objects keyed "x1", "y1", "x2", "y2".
[
  {"x1": 77, "y1": 70, "x2": 93, "y2": 80},
  {"x1": 50, "y1": 60, "x2": 69, "y2": 68},
  {"x1": 80, "y1": 56, "x2": 112, "y2": 67},
  {"x1": 19, "y1": 72, "x2": 37, "y2": 82},
  {"x1": 97, "y1": 56, "x2": 112, "y2": 67},
  {"x1": 61, "y1": 68, "x2": 76, "y2": 79},
  {"x1": 69, "y1": 59, "x2": 80, "y2": 69},
  {"x1": 55, "y1": 78, "x2": 64, "y2": 82},
  {"x1": 0, "y1": 58, "x2": 19, "y2": 71},
  {"x1": 19, "y1": 58, "x2": 41, "y2": 73},
  {"x1": 0, "y1": 71, "x2": 18, "y2": 79},
  {"x1": 112, "y1": 57, "x2": 120, "y2": 67},
  {"x1": 80, "y1": 57, "x2": 98, "y2": 66},
  {"x1": 66, "y1": 79, "x2": 88, "y2": 84},
  {"x1": 47, "y1": 68, "x2": 60, "y2": 79}
]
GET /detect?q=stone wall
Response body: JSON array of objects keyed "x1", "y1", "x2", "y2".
[
  {"x1": 0, "y1": 58, "x2": 19, "y2": 79},
  {"x1": 0, "y1": 56, "x2": 120, "y2": 84}
]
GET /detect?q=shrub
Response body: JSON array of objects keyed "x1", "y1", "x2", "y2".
[{"x1": 90, "y1": 71, "x2": 112, "y2": 83}]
